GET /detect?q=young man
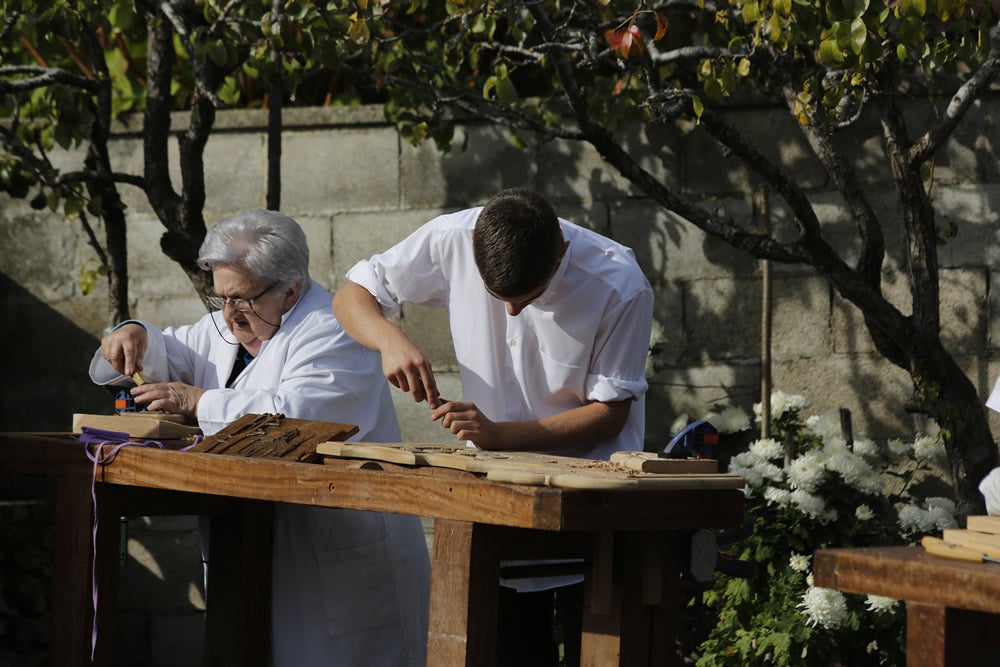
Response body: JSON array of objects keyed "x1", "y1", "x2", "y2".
[{"x1": 333, "y1": 188, "x2": 654, "y2": 665}]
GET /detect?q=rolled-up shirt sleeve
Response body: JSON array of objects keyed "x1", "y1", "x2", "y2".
[{"x1": 585, "y1": 285, "x2": 654, "y2": 404}]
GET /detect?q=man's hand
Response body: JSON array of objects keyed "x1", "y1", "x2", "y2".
[
  {"x1": 431, "y1": 401, "x2": 502, "y2": 447},
  {"x1": 131, "y1": 382, "x2": 205, "y2": 420},
  {"x1": 101, "y1": 323, "x2": 148, "y2": 377},
  {"x1": 333, "y1": 281, "x2": 441, "y2": 407},
  {"x1": 380, "y1": 329, "x2": 441, "y2": 407}
]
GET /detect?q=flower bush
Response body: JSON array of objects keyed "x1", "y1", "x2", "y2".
[{"x1": 694, "y1": 391, "x2": 955, "y2": 666}]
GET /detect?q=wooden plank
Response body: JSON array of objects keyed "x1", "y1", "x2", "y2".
[
  {"x1": 610, "y1": 451, "x2": 718, "y2": 474},
  {"x1": 317, "y1": 441, "x2": 744, "y2": 491},
  {"x1": 73, "y1": 413, "x2": 202, "y2": 439},
  {"x1": 967, "y1": 515, "x2": 1000, "y2": 534},
  {"x1": 813, "y1": 547, "x2": 1000, "y2": 614},
  {"x1": 1, "y1": 433, "x2": 745, "y2": 532},
  {"x1": 940, "y1": 530, "x2": 1000, "y2": 557}
]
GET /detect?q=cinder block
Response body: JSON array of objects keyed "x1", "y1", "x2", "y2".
[
  {"x1": 683, "y1": 106, "x2": 828, "y2": 196},
  {"x1": 537, "y1": 121, "x2": 679, "y2": 202},
  {"x1": 201, "y1": 132, "x2": 267, "y2": 214},
  {"x1": 611, "y1": 199, "x2": 757, "y2": 285},
  {"x1": 683, "y1": 277, "x2": 764, "y2": 362},
  {"x1": 126, "y1": 213, "x2": 201, "y2": 298},
  {"x1": 0, "y1": 203, "x2": 78, "y2": 301},
  {"x1": 400, "y1": 122, "x2": 538, "y2": 208},
  {"x1": 331, "y1": 208, "x2": 442, "y2": 289},
  {"x1": 292, "y1": 214, "x2": 335, "y2": 289},
  {"x1": 771, "y1": 275, "x2": 833, "y2": 359},
  {"x1": 771, "y1": 355, "x2": 915, "y2": 438},
  {"x1": 933, "y1": 184, "x2": 1000, "y2": 270},
  {"x1": 280, "y1": 127, "x2": 399, "y2": 214}
]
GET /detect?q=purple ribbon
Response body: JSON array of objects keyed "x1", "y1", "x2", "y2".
[{"x1": 76, "y1": 427, "x2": 202, "y2": 660}]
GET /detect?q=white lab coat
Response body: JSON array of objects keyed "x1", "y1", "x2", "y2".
[{"x1": 90, "y1": 280, "x2": 430, "y2": 666}]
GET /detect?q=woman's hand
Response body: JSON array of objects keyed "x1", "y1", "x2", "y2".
[
  {"x1": 101, "y1": 323, "x2": 148, "y2": 377},
  {"x1": 131, "y1": 382, "x2": 205, "y2": 420}
]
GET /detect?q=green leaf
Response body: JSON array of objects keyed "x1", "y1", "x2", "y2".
[
  {"x1": 898, "y1": 16, "x2": 925, "y2": 48},
  {"x1": 850, "y1": 17, "x2": 867, "y2": 54},
  {"x1": 692, "y1": 95, "x2": 704, "y2": 118},
  {"x1": 819, "y1": 37, "x2": 846, "y2": 66},
  {"x1": 899, "y1": 0, "x2": 927, "y2": 17}
]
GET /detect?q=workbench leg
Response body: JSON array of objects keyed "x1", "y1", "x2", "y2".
[
  {"x1": 204, "y1": 501, "x2": 272, "y2": 667},
  {"x1": 580, "y1": 532, "x2": 678, "y2": 667},
  {"x1": 53, "y1": 479, "x2": 121, "y2": 667},
  {"x1": 907, "y1": 602, "x2": 1000, "y2": 667},
  {"x1": 426, "y1": 520, "x2": 500, "y2": 666}
]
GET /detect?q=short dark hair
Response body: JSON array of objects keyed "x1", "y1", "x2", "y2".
[{"x1": 473, "y1": 188, "x2": 562, "y2": 297}]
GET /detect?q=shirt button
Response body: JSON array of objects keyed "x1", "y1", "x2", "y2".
[{"x1": 509, "y1": 338, "x2": 517, "y2": 347}]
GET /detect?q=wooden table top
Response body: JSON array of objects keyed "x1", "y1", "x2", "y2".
[
  {"x1": 814, "y1": 546, "x2": 1000, "y2": 614},
  {"x1": 1, "y1": 432, "x2": 745, "y2": 532}
]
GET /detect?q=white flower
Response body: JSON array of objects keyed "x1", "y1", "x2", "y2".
[
  {"x1": 864, "y1": 594, "x2": 899, "y2": 613},
  {"x1": 924, "y1": 497, "x2": 956, "y2": 514},
  {"x1": 749, "y1": 438, "x2": 784, "y2": 461},
  {"x1": 887, "y1": 438, "x2": 910, "y2": 457},
  {"x1": 755, "y1": 459, "x2": 784, "y2": 483},
  {"x1": 898, "y1": 504, "x2": 935, "y2": 533},
  {"x1": 714, "y1": 406, "x2": 751, "y2": 433},
  {"x1": 789, "y1": 553, "x2": 811, "y2": 572},
  {"x1": 764, "y1": 487, "x2": 792, "y2": 507},
  {"x1": 669, "y1": 414, "x2": 690, "y2": 437},
  {"x1": 786, "y1": 451, "x2": 827, "y2": 492},
  {"x1": 822, "y1": 436, "x2": 849, "y2": 454},
  {"x1": 826, "y1": 450, "x2": 882, "y2": 495},
  {"x1": 926, "y1": 504, "x2": 958, "y2": 531},
  {"x1": 791, "y1": 489, "x2": 837, "y2": 522},
  {"x1": 798, "y1": 587, "x2": 849, "y2": 629},
  {"x1": 913, "y1": 435, "x2": 946, "y2": 462},
  {"x1": 806, "y1": 411, "x2": 843, "y2": 442},
  {"x1": 852, "y1": 438, "x2": 879, "y2": 459},
  {"x1": 855, "y1": 505, "x2": 875, "y2": 521},
  {"x1": 727, "y1": 452, "x2": 765, "y2": 488},
  {"x1": 754, "y1": 391, "x2": 810, "y2": 421}
]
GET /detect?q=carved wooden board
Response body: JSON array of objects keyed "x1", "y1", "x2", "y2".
[
  {"x1": 316, "y1": 441, "x2": 741, "y2": 491},
  {"x1": 190, "y1": 413, "x2": 359, "y2": 462}
]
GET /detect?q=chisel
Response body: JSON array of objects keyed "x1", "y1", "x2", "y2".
[{"x1": 921, "y1": 536, "x2": 1000, "y2": 564}]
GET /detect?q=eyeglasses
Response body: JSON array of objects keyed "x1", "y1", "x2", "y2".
[{"x1": 207, "y1": 282, "x2": 278, "y2": 312}]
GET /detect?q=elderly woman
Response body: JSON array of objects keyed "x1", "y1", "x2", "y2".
[{"x1": 89, "y1": 210, "x2": 430, "y2": 666}]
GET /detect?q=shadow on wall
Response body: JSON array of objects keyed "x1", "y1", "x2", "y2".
[{"x1": 0, "y1": 272, "x2": 109, "y2": 433}]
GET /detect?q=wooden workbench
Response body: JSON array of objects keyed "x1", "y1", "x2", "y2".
[
  {"x1": 814, "y1": 546, "x2": 1000, "y2": 666},
  {"x1": 1, "y1": 432, "x2": 744, "y2": 666}
]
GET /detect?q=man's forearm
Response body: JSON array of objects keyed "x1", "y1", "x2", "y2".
[{"x1": 488, "y1": 400, "x2": 631, "y2": 453}]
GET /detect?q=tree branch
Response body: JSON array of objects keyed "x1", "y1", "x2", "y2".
[
  {"x1": 907, "y1": 19, "x2": 1000, "y2": 166},
  {"x1": 0, "y1": 66, "x2": 100, "y2": 93}
]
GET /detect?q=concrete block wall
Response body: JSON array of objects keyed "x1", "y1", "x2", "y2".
[{"x1": 4, "y1": 98, "x2": 1000, "y2": 664}]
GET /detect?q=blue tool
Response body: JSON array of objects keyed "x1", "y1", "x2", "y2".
[{"x1": 660, "y1": 419, "x2": 719, "y2": 459}]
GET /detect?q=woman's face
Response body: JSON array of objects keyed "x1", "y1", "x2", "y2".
[{"x1": 212, "y1": 264, "x2": 296, "y2": 352}]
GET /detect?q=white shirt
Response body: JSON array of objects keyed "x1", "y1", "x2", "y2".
[
  {"x1": 347, "y1": 207, "x2": 654, "y2": 460},
  {"x1": 89, "y1": 280, "x2": 429, "y2": 666}
]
